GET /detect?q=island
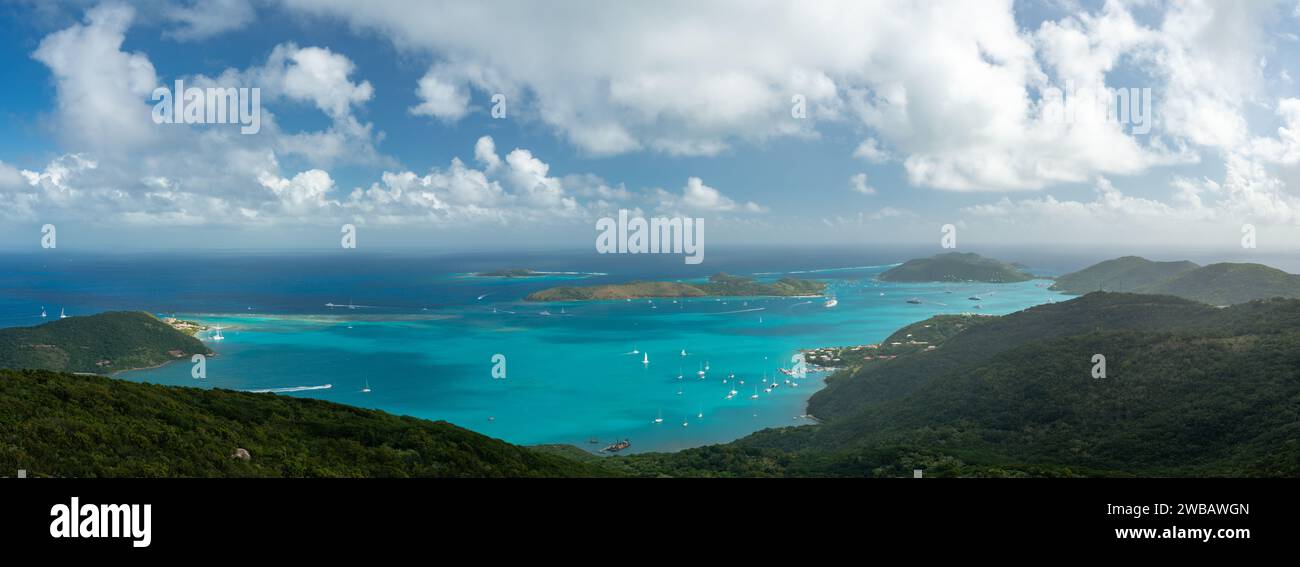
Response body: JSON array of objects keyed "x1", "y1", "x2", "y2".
[
  {"x1": 473, "y1": 268, "x2": 547, "y2": 278},
  {"x1": 0, "y1": 311, "x2": 212, "y2": 374},
  {"x1": 878, "y1": 252, "x2": 1034, "y2": 283},
  {"x1": 1051, "y1": 256, "x2": 1300, "y2": 305},
  {"x1": 524, "y1": 273, "x2": 825, "y2": 301}
]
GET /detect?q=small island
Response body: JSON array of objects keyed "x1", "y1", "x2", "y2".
[
  {"x1": 473, "y1": 268, "x2": 547, "y2": 278},
  {"x1": 526, "y1": 273, "x2": 825, "y2": 301},
  {"x1": 0, "y1": 311, "x2": 212, "y2": 374},
  {"x1": 879, "y1": 252, "x2": 1033, "y2": 283}
]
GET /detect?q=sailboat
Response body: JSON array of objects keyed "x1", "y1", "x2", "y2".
[
  {"x1": 361, "y1": 380, "x2": 371, "y2": 393},
  {"x1": 212, "y1": 326, "x2": 225, "y2": 341},
  {"x1": 750, "y1": 386, "x2": 760, "y2": 400},
  {"x1": 681, "y1": 418, "x2": 689, "y2": 427},
  {"x1": 653, "y1": 409, "x2": 663, "y2": 424},
  {"x1": 59, "y1": 308, "x2": 67, "y2": 319},
  {"x1": 697, "y1": 362, "x2": 706, "y2": 378},
  {"x1": 697, "y1": 404, "x2": 703, "y2": 419},
  {"x1": 677, "y1": 366, "x2": 684, "y2": 380},
  {"x1": 680, "y1": 348, "x2": 687, "y2": 357},
  {"x1": 40, "y1": 306, "x2": 47, "y2": 318},
  {"x1": 642, "y1": 352, "x2": 649, "y2": 365}
]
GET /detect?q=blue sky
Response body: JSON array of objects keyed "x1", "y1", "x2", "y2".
[{"x1": 1, "y1": 0, "x2": 1299, "y2": 253}]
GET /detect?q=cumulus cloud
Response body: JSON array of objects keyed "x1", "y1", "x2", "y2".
[
  {"x1": 849, "y1": 173, "x2": 876, "y2": 195},
  {"x1": 655, "y1": 177, "x2": 767, "y2": 214},
  {"x1": 410, "y1": 65, "x2": 472, "y2": 121},
  {"x1": 32, "y1": 3, "x2": 158, "y2": 149},
  {"x1": 273, "y1": 0, "x2": 1268, "y2": 191}
]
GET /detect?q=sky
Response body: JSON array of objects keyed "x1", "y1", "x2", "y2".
[{"x1": 1, "y1": 0, "x2": 1299, "y2": 254}]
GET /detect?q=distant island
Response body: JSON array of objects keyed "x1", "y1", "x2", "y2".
[
  {"x1": 0, "y1": 311, "x2": 212, "y2": 374},
  {"x1": 473, "y1": 268, "x2": 546, "y2": 278},
  {"x1": 1051, "y1": 256, "x2": 1300, "y2": 305},
  {"x1": 879, "y1": 252, "x2": 1034, "y2": 283},
  {"x1": 525, "y1": 273, "x2": 825, "y2": 301}
]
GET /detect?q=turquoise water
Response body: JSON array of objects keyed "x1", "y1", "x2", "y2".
[{"x1": 122, "y1": 265, "x2": 1064, "y2": 453}]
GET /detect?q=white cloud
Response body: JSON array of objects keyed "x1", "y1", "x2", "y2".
[
  {"x1": 473, "y1": 135, "x2": 501, "y2": 170},
  {"x1": 257, "y1": 168, "x2": 338, "y2": 216},
  {"x1": 410, "y1": 65, "x2": 472, "y2": 121},
  {"x1": 163, "y1": 0, "x2": 255, "y2": 41},
  {"x1": 852, "y1": 138, "x2": 892, "y2": 164},
  {"x1": 656, "y1": 176, "x2": 767, "y2": 213},
  {"x1": 32, "y1": 3, "x2": 158, "y2": 149},
  {"x1": 271, "y1": 0, "x2": 1263, "y2": 191},
  {"x1": 849, "y1": 173, "x2": 876, "y2": 195}
]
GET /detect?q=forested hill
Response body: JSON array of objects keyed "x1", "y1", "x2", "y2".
[
  {"x1": 878, "y1": 252, "x2": 1033, "y2": 283},
  {"x1": 614, "y1": 293, "x2": 1300, "y2": 477},
  {"x1": 0, "y1": 311, "x2": 211, "y2": 373},
  {"x1": 1051, "y1": 256, "x2": 1300, "y2": 305},
  {"x1": 0, "y1": 369, "x2": 616, "y2": 478}
]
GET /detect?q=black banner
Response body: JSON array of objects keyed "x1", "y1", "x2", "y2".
[{"x1": 1, "y1": 478, "x2": 1287, "y2": 556}]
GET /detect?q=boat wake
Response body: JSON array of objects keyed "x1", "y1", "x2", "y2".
[
  {"x1": 245, "y1": 384, "x2": 333, "y2": 394},
  {"x1": 757, "y1": 263, "x2": 901, "y2": 275},
  {"x1": 714, "y1": 307, "x2": 766, "y2": 315}
]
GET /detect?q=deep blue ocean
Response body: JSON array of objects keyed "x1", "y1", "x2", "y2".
[{"x1": 0, "y1": 246, "x2": 1099, "y2": 453}]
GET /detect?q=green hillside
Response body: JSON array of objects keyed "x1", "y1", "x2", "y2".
[
  {"x1": 1051, "y1": 257, "x2": 1300, "y2": 305},
  {"x1": 878, "y1": 252, "x2": 1033, "y2": 283},
  {"x1": 1143, "y1": 262, "x2": 1300, "y2": 305},
  {"x1": 0, "y1": 369, "x2": 616, "y2": 478},
  {"x1": 526, "y1": 273, "x2": 824, "y2": 301},
  {"x1": 1049, "y1": 256, "x2": 1199, "y2": 294},
  {"x1": 613, "y1": 293, "x2": 1300, "y2": 477},
  {"x1": 0, "y1": 311, "x2": 211, "y2": 373}
]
